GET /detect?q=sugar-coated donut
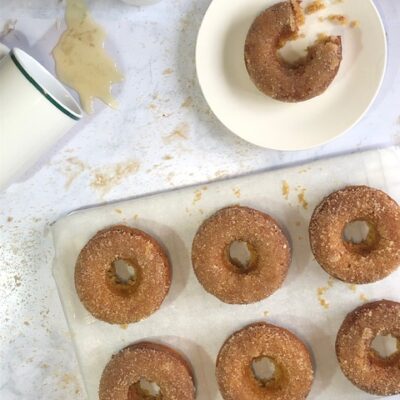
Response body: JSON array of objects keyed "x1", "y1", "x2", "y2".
[
  {"x1": 244, "y1": 0, "x2": 342, "y2": 102},
  {"x1": 75, "y1": 225, "x2": 171, "y2": 324},
  {"x1": 309, "y1": 185, "x2": 400, "y2": 284},
  {"x1": 99, "y1": 342, "x2": 196, "y2": 400},
  {"x1": 191, "y1": 206, "x2": 291, "y2": 304},
  {"x1": 336, "y1": 300, "x2": 400, "y2": 396},
  {"x1": 216, "y1": 322, "x2": 314, "y2": 400}
]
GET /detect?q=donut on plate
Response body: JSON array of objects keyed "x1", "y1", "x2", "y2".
[
  {"x1": 191, "y1": 205, "x2": 291, "y2": 304},
  {"x1": 336, "y1": 300, "x2": 400, "y2": 396},
  {"x1": 75, "y1": 225, "x2": 171, "y2": 324},
  {"x1": 99, "y1": 342, "x2": 196, "y2": 400},
  {"x1": 244, "y1": 0, "x2": 342, "y2": 102},
  {"x1": 309, "y1": 185, "x2": 400, "y2": 284},
  {"x1": 216, "y1": 322, "x2": 314, "y2": 400}
]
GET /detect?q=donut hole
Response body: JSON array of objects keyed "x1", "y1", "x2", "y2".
[
  {"x1": 107, "y1": 259, "x2": 139, "y2": 295},
  {"x1": 342, "y1": 220, "x2": 380, "y2": 255},
  {"x1": 251, "y1": 356, "x2": 277, "y2": 387},
  {"x1": 114, "y1": 259, "x2": 137, "y2": 283},
  {"x1": 128, "y1": 378, "x2": 161, "y2": 399},
  {"x1": 371, "y1": 334, "x2": 400, "y2": 359},
  {"x1": 227, "y1": 241, "x2": 257, "y2": 273},
  {"x1": 277, "y1": 32, "x2": 307, "y2": 65}
]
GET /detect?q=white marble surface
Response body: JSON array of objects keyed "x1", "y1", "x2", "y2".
[{"x1": 0, "y1": 0, "x2": 399, "y2": 399}]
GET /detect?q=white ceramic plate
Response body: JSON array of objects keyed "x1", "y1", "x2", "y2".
[{"x1": 196, "y1": 0, "x2": 387, "y2": 150}]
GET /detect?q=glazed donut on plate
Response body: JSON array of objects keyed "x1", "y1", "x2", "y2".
[
  {"x1": 309, "y1": 185, "x2": 400, "y2": 284},
  {"x1": 191, "y1": 205, "x2": 291, "y2": 304},
  {"x1": 336, "y1": 300, "x2": 400, "y2": 396},
  {"x1": 75, "y1": 225, "x2": 171, "y2": 324},
  {"x1": 216, "y1": 322, "x2": 314, "y2": 400},
  {"x1": 244, "y1": 0, "x2": 342, "y2": 102},
  {"x1": 99, "y1": 342, "x2": 196, "y2": 400}
]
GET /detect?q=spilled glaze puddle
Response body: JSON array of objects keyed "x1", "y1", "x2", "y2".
[{"x1": 53, "y1": 0, "x2": 123, "y2": 113}]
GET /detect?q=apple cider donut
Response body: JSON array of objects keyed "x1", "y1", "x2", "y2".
[
  {"x1": 75, "y1": 225, "x2": 171, "y2": 324},
  {"x1": 336, "y1": 300, "x2": 400, "y2": 396},
  {"x1": 216, "y1": 323, "x2": 314, "y2": 400},
  {"x1": 244, "y1": 0, "x2": 342, "y2": 102},
  {"x1": 309, "y1": 186, "x2": 400, "y2": 284},
  {"x1": 99, "y1": 342, "x2": 196, "y2": 400},
  {"x1": 191, "y1": 206, "x2": 291, "y2": 304}
]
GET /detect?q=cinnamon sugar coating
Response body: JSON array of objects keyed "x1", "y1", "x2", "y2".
[
  {"x1": 336, "y1": 300, "x2": 400, "y2": 396},
  {"x1": 191, "y1": 206, "x2": 291, "y2": 304},
  {"x1": 99, "y1": 342, "x2": 196, "y2": 400},
  {"x1": 244, "y1": 0, "x2": 342, "y2": 102},
  {"x1": 309, "y1": 186, "x2": 400, "y2": 284},
  {"x1": 75, "y1": 225, "x2": 171, "y2": 324},
  {"x1": 216, "y1": 323, "x2": 314, "y2": 400}
]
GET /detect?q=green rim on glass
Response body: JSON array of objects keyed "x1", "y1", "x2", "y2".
[{"x1": 10, "y1": 49, "x2": 82, "y2": 121}]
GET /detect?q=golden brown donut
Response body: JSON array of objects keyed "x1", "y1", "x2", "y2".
[
  {"x1": 309, "y1": 185, "x2": 400, "y2": 284},
  {"x1": 336, "y1": 300, "x2": 400, "y2": 396},
  {"x1": 191, "y1": 206, "x2": 291, "y2": 304},
  {"x1": 75, "y1": 225, "x2": 171, "y2": 324},
  {"x1": 244, "y1": 0, "x2": 342, "y2": 102},
  {"x1": 99, "y1": 342, "x2": 196, "y2": 400},
  {"x1": 216, "y1": 322, "x2": 314, "y2": 400}
]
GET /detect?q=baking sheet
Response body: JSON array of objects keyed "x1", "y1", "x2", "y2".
[{"x1": 52, "y1": 147, "x2": 400, "y2": 400}]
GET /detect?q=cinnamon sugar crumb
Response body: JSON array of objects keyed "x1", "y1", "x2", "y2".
[
  {"x1": 162, "y1": 68, "x2": 173, "y2": 75},
  {"x1": 347, "y1": 284, "x2": 357, "y2": 292},
  {"x1": 297, "y1": 188, "x2": 308, "y2": 210},
  {"x1": 291, "y1": 0, "x2": 305, "y2": 25},
  {"x1": 359, "y1": 293, "x2": 368, "y2": 303},
  {"x1": 282, "y1": 181, "x2": 290, "y2": 200},
  {"x1": 181, "y1": 97, "x2": 193, "y2": 108},
  {"x1": 327, "y1": 14, "x2": 349, "y2": 26},
  {"x1": 163, "y1": 123, "x2": 189, "y2": 143},
  {"x1": 317, "y1": 278, "x2": 334, "y2": 309},
  {"x1": 232, "y1": 187, "x2": 241, "y2": 198},
  {"x1": 193, "y1": 186, "x2": 208, "y2": 205},
  {"x1": 350, "y1": 20, "x2": 360, "y2": 28},
  {"x1": 317, "y1": 287, "x2": 330, "y2": 309},
  {"x1": 317, "y1": 33, "x2": 329, "y2": 42},
  {"x1": 305, "y1": 0, "x2": 326, "y2": 15},
  {"x1": 278, "y1": 32, "x2": 297, "y2": 49},
  {"x1": 90, "y1": 161, "x2": 140, "y2": 196}
]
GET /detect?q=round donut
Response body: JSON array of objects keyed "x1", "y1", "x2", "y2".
[
  {"x1": 99, "y1": 342, "x2": 196, "y2": 400},
  {"x1": 75, "y1": 225, "x2": 171, "y2": 324},
  {"x1": 191, "y1": 206, "x2": 291, "y2": 304},
  {"x1": 309, "y1": 185, "x2": 400, "y2": 284},
  {"x1": 244, "y1": 0, "x2": 342, "y2": 102},
  {"x1": 216, "y1": 322, "x2": 314, "y2": 400},
  {"x1": 336, "y1": 300, "x2": 400, "y2": 396}
]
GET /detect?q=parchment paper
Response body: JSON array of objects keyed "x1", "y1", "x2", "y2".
[{"x1": 52, "y1": 147, "x2": 400, "y2": 400}]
